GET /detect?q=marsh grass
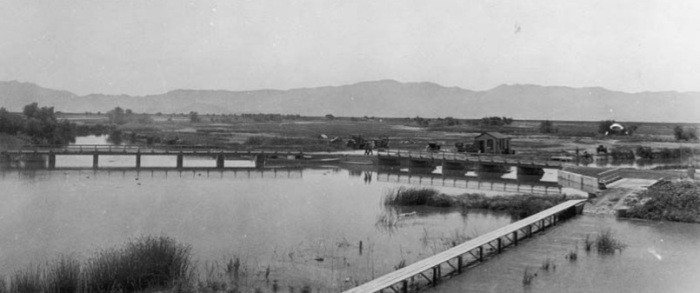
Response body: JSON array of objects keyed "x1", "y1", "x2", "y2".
[
  {"x1": 4, "y1": 236, "x2": 193, "y2": 293},
  {"x1": 540, "y1": 258, "x2": 555, "y2": 272},
  {"x1": 522, "y1": 268, "x2": 536, "y2": 286},
  {"x1": 382, "y1": 187, "x2": 442, "y2": 206},
  {"x1": 595, "y1": 230, "x2": 627, "y2": 255},
  {"x1": 383, "y1": 187, "x2": 575, "y2": 219},
  {"x1": 584, "y1": 235, "x2": 594, "y2": 252},
  {"x1": 9, "y1": 265, "x2": 42, "y2": 293},
  {"x1": 45, "y1": 255, "x2": 80, "y2": 293},
  {"x1": 82, "y1": 236, "x2": 193, "y2": 292}
]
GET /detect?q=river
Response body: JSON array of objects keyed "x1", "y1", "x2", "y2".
[{"x1": 0, "y1": 136, "x2": 697, "y2": 292}]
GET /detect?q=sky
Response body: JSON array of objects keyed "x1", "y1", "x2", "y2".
[{"x1": 1, "y1": 0, "x2": 700, "y2": 96}]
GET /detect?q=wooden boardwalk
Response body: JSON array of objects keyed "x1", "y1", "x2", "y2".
[
  {"x1": 377, "y1": 149, "x2": 566, "y2": 169},
  {"x1": 343, "y1": 199, "x2": 587, "y2": 293}
]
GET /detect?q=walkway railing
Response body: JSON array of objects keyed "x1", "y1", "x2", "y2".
[{"x1": 377, "y1": 149, "x2": 564, "y2": 168}]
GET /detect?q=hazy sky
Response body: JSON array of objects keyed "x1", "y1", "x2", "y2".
[{"x1": 2, "y1": 0, "x2": 699, "y2": 95}]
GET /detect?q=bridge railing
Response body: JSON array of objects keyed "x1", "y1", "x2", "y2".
[
  {"x1": 377, "y1": 149, "x2": 564, "y2": 167},
  {"x1": 10, "y1": 145, "x2": 305, "y2": 156}
]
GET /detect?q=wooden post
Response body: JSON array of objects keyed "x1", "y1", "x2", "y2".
[
  {"x1": 402, "y1": 280, "x2": 408, "y2": 293},
  {"x1": 497, "y1": 238, "x2": 502, "y2": 253},
  {"x1": 457, "y1": 256, "x2": 463, "y2": 273},
  {"x1": 176, "y1": 153, "x2": 184, "y2": 169},
  {"x1": 513, "y1": 231, "x2": 518, "y2": 246},
  {"x1": 479, "y1": 246, "x2": 484, "y2": 262},
  {"x1": 92, "y1": 154, "x2": 99, "y2": 169},
  {"x1": 216, "y1": 153, "x2": 225, "y2": 169},
  {"x1": 432, "y1": 266, "x2": 438, "y2": 286},
  {"x1": 136, "y1": 153, "x2": 141, "y2": 169},
  {"x1": 48, "y1": 153, "x2": 56, "y2": 169}
]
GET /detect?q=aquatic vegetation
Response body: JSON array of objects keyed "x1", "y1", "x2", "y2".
[
  {"x1": 595, "y1": 230, "x2": 627, "y2": 255},
  {"x1": 3, "y1": 236, "x2": 193, "y2": 293},
  {"x1": 45, "y1": 255, "x2": 80, "y2": 293},
  {"x1": 522, "y1": 268, "x2": 536, "y2": 286},
  {"x1": 584, "y1": 235, "x2": 594, "y2": 252},
  {"x1": 382, "y1": 187, "x2": 577, "y2": 219},
  {"x1": 382, "y1": 187, "x2": 442, "y2": 206},
  {"x1": 9, "y1": 265, "x2": 42, "y2": 293},
  {"x1": 540, "y1": 258, "x2": 555, "y2": 271}
]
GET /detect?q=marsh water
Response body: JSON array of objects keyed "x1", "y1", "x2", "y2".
[{"x1": 0, "y1": 136, "x2": 698, "y2": 292}]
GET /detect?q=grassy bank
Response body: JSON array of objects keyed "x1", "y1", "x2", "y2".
[
  {"x1": 624, "y1": 180, "x2": 700, "y2": 223},
  {"x1": 383, "y1": 187, "x2": 577, "y2": 219}
]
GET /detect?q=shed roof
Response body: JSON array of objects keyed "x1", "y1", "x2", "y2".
[{"x1": 475, "y1": 132, "x2": 510, "y2": 140}]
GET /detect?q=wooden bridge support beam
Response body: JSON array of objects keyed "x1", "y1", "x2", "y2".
[
  {"x1": 135, "y1": 154, "x2": 141, "y2": 169},
  {"x1": 48, "y1": 154, "x2": 56, "y2": 169},
  {"x1": 92, "y1": 154, "x2": 99, "y2": 169},
  {"x1": 254, "y1": 155, "x2": 265, "y2": 168},
  {"x1": 176, "y1": 153, "x2": 184, "y2": 169},
  {"x1": 216, "y1": 154, "x2": 225, "y2": 169}
]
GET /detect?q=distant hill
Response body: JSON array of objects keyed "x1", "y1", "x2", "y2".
[{"x1": 0, "y1": 80, "x2": 698, "y2": 122}]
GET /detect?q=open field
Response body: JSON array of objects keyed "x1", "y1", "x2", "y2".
[{"x1": 49, "y1": 113, "x2": 700, "y2": 158}]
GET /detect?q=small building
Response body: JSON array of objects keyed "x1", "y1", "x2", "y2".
[{"x1": 473, "y1": 132, "x2": 512, "y2": 154}]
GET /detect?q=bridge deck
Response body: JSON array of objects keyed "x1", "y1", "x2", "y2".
[
  {"x1": 2, "y1": 145, "x2": 303, "y2": 156},
  {"x1": 343, "y1": 199, "x2": 587, "y2": 293},
  {"x1": 377, "y1": 149, "x2": 565, "y2": 169}
]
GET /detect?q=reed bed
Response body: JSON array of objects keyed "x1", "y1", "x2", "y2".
[
  {"x1": 2, "y1": 236, "x2": 193, "y2": 293},
  {"x1": 382, "y1": 187, "x2": 574, "y2": 219},
  {"x1": 595, "y1": 230, "x2": 627, "y2": 255}
]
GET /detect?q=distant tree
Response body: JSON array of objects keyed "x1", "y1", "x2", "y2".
[
  {"x1": 189, "y1": 111, "x2": 201, "y2": 123},
  {"x1": 325, "y1": 114, "x2": 335, "y2": 120},
  {"x1": 674, "y1": 125, "x2": 698, "y2": 141},
  {"x1": 107, "y1": 107, "x2": 127, "y2": 125},
  {"x1": 0, "y1": 107, "x2": 24, "y2": 134},
  {"x1": 539, "y1": 120, "x2": 557, "y2": 133}
]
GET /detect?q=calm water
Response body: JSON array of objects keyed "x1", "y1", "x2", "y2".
[
  {"x1": 0, "y1": 166, "x2": 512, "y2": 290},
  {"x1": 1, "y1": 136, "x2": 697, "y2": 292},
  {"x1": 429, "y1": 216, "x2": 700, "y2": 293}
]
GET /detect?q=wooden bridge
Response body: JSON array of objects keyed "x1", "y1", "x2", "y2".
[
  {"x1": 377, "y1": 149, "x2": 566, "y2": 170},
  {"x1": 377, "y1": 171, "x2": 563, "y2": 195},
  {"x1": 343, "y1": 199, "x2": 587, "y2": 293},
  {"x1": 1, "y1": 145, "x2": 304, "y2": 169}
]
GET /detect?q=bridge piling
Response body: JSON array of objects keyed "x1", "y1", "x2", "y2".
[
  {"x1": 92, "y1": 154, "x2": 99, "y2": 169},
  {"x1": 176, "y1": 153, "x2": 184, "y2": 169},
  {"x1": 136, "y1": 153, "x2": 141, "y2": 169},
  {"x1": 48, "y1": 153, "x2": 56, "y2": 169},
  {"x1": 216, "y1": 153, "x2": 225, "y2": 169}
]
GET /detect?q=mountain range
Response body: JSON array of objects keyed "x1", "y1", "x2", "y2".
[{"x1": 0, "y1": 80, "x2": 698, "y2": 122}]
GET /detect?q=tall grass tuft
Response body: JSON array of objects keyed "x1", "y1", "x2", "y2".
[
  {"x1": 0, "y1": 277, "x2": 6, "y2": 293},
  {"x1": 45, "y1": 255, "x2": 80, "y2": 293},
  {"x1": 595, "y1": 230, "x2": 627, "y2": 254},
  {"x1": 584, "y1": 235, "x2": 594, "y2": 252},
  {"x1": 382, "y1": 187, "x2": 444, "y2": 206},
  {"x1": 522, "y1": 268, "x2": 536, "y2": 286},
  {"x1": 82, "y1": 235, "x2": 193, "y2": 292},
  {"x1": 10, "y1": 265, "x2": 42, "y2": 293}
]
